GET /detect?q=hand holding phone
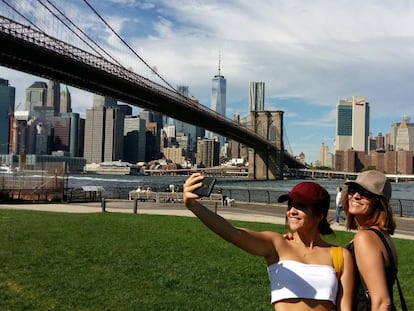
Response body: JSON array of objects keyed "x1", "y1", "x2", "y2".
[{"x1": 193, "y1": 177, "x2": 216, "y2": 197}]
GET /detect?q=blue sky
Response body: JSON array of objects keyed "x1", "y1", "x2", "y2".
[{"x1": 1, "y1": 0, "x2": 414, "y2": 163}]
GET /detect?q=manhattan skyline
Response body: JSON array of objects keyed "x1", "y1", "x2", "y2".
[{"x1": 1, "y1": 0, "x2": 414, "y2": 162}]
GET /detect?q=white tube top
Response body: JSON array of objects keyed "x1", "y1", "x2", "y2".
[{"x1": 267, "y1": 260, "x2": 338, "y2": 304}]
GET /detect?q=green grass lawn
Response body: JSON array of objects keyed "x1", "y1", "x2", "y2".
[{"x1": 0, "y1": 209, "x2": 412, "y2": 310}]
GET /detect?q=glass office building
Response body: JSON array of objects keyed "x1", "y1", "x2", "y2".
[{"x1": 335, "y1": 96, "x2": 370, "y2": 153}]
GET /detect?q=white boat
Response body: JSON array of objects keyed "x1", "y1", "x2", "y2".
[
  {"x1": 0, "y1": 165, "x2": 16, "y2": 174},
  {"x1": 83, "y1": 161, "x2": 146, "y2": 175}
]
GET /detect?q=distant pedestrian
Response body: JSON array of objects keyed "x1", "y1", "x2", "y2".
[{"x1": 335, "y1": 186, "x2": 346, "y2": 225}]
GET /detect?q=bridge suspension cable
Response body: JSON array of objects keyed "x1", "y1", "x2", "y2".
[
  {"x1": 38, "y1": 0, "x2": 124, "y2": 68},
  {"x1": 0, "y1": 0, "x2": 41, "y2": 31},
  {"x1": 0, "y1": 0, "x2": 181, "y2": 96},
  {"x1": 82, "y1": 0, "x2": 179, "y2": 94},
  {"x1": 0, "y1": 0, "x2": 116, "y2": 65},
  {"x1": 283, "y1": 124, "x2": 294, "y2": 155}
]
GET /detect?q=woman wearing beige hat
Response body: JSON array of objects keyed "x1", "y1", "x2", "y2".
[
  {"x1": 184, "y1": 173, "x2": 354, "y2": 311},
  {"x1": 343, "y1": 170, "x2": 400, "y2": 310}
]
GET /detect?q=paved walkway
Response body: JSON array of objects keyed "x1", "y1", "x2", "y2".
[{"x1": 0, "y1": 200, "x2": 413, "y2": 240}]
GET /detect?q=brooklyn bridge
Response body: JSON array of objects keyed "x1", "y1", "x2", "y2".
[{"x1": 0, "y1": 2, "x2": 305, "y2": 179}]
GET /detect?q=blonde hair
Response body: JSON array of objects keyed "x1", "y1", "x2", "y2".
[{"x1": 343, "y1": 192, "x2": 396, "y2": 235}]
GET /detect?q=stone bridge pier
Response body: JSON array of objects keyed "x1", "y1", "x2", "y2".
[{"x1": 248, "y1": 111, "x2": 284, "y2": 180}]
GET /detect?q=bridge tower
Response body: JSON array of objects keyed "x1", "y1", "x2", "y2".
[{"x1": 248, "y1": 111, "x2": 284, "y2": 180}]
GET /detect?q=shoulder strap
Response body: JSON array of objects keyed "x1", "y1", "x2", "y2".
[
  {"x1": 330, "y1": 246, "x2": 344, "y2": 277},
  {"x1": 365, "y1": 228, "x2": 407, "y2": 311},
  {"x1": 366, "y1": 229, "x2": 395, "y2": 270}
]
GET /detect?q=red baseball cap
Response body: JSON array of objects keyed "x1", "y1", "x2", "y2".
[{"x1": 278, "y1": 182, "x2": 331, "y2": 213}]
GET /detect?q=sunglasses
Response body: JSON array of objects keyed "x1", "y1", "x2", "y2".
[{"x1": 347, "y1": 185, "x2": 378, "y2": 199}]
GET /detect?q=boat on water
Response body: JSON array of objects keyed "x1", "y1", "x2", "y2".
[
  {"x1": 83, "y1": 161, "x2": 147, "y2": 176},
  {"x1": 0, "y1": 165, "x2": 19, "y2": 174}
]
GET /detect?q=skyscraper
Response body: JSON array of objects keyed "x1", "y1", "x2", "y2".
[
  {"x1": 0, "y1": 78, "x2": 15, "y2": 154},
  {"x1": 319, "y1": 142, "x2": 332, "y2": 168},
  {"x1": 211, "y1": 56, "x2": 226, "y2": 150},
  {"x1": 124, "y1": 115, "x2": 146, "y2": 163},
  {"x1": 249, "y1": 81, "x2": 265, "y2": 112},
  {"x1": 60, "y1": 85, "x2": 72, "y2": 113},
  {"x1": 25, "y1": 81, "x2": 47, "y2": 111},
  {"x1": 51, "y1": 112, "x2": 83, "y2": 157},
  {"x1": 23, "y1": 81, "x2": 55, "y2": 155},
  {"x1": 196, "y1": 138, "x2": 219, "y2": 167},
  {"x1": 173, "y1": 85, "x2": 202, "y2": 163},
  {"x1": 390, "y1": 116, "x2": 414, "y2": 151},
  {"x1": 47, "y1": 80, "x2": 60, "y2": 115},
  {"x1": 211, "y1": 58, "x2": 226, "y2": 116},
  {"x1": 84, "y1": 95, "x2": 124, "y2": 163},
  {"x1": 335, "y1": 96, "x2": 370, "y2": 153}
]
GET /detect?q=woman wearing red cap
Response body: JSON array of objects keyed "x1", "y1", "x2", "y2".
[
  {"x1": 343, "y1": 170, "x2": 402, "y2": 311},
  {"x1": 183, "y1": 173, "x2": 354, "y2": 310}
]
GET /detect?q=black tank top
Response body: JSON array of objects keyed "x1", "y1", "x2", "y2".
[{"x1": 345, "y1": 228, "x2": 396, "y2": 311}]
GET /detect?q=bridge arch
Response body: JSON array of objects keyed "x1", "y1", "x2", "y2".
[{"x1": 249, "y1": 111, "x2": 285, "y2": 179}]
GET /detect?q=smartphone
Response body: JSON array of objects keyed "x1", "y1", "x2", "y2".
[{"x1": 194, "y1": 177, "x2": 216, "y2": 197}]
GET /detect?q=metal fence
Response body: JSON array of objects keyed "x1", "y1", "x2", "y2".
[
  {"x1": 0, "y1": 171, "x2": 65, "y2": 202},
  {"x1": 64, "y1": 186, "x2": 414, "y2": 218},
  {"x1": 1, "y1": 183, "x2": 413, "y2": 218},
  {"x1": 222, "y1": 188, "x2": 414, "y2": 218}
]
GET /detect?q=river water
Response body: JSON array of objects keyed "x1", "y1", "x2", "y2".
[{"x1": 67, "y1": 174, "x2": 414, "y2": 200}]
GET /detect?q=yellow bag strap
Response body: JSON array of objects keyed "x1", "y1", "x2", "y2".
[{"x1": 331, "y1": 246, "x2": 344, "y2": 277}]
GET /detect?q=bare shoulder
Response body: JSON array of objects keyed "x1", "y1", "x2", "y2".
[
  {"x1": 259, "y1": 230, "x2": 289, "y2": 249},
  {"x1": 260, "y1": 230, "x2": 283, "y2": 240},
  {"x1": 354, "y1": 229, "x2": 379, "y2": 244},
  {"x1": 353, "y1": 229, "x2": 383, "y2": 254},
  {"x1": 341, "y1": 247, "x2": 353, "y2": 261},
  {"x1": 241, "y1": 228, "x2": 282, "y2": 242}
]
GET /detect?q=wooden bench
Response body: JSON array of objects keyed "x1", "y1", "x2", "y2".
[
  {"x1": 156, "y1": 192, "x2": 183, "y2": 203},
  {"x1": 200, "y1": 193, "x2": 224, "y2": 204},
  {"x1": 199, "y1": 193, "x2": 225, "y2": 212},
  {"x1": 128, "y1": 191, "x2": 223, "y2": 206},
  {"x1": 101, "y1": 198, "x2": 139, "y2": 213},
  {"x1": 129, "y1": 191, "x2": 183, "y2": 203},
  {"x1": 129, "y1": 191, "x2": 157, "y2": 202}
]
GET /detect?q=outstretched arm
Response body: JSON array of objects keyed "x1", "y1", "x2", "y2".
[{"x1": 184, "y1": 173, "x2": 278, "y2": 261}]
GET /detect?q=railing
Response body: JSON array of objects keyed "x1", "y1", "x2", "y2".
[
  {"x1": 1, "y1": 187, "x2": 63, "y2": 202},
  {"x1": 62, "y1": 186, "x2": 414, "y2": 218},
  {"x1": 222, "y1": 188, "x2": 414, "y2": 218},
  {"x1": 0, "y1": 171, "x2": 65, "y2": 202},
  {"x1": 1, "y1": 185, "x2": 412, "y2": 218}
]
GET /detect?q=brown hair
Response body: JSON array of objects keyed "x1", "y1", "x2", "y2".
[{"x1": 343, "y1": 191, "x2": 396, "y2": 235}]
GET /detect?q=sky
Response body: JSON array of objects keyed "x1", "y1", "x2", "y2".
[{"x1": 1, "y1": 0, "x2": 414, "y2": 163}]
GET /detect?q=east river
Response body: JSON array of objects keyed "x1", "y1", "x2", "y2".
[{"x1": 66, "y1": 173, "x2": 414, "y2": 201}]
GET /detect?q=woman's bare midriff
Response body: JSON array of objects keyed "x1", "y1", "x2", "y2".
[{"x1": 274, "y1": 298, "x2": 334, "y2": 311}]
